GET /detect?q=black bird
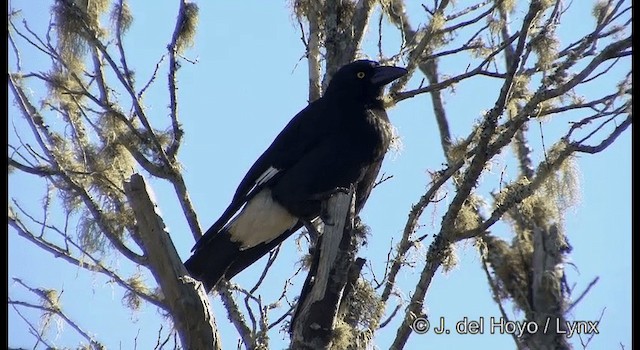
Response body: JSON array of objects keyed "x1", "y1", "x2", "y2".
[{"x1": 184, "y1": 60, "x2": 407, "y2": 290}]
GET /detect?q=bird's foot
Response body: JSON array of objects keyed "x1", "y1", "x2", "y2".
[
  {"x1": 309, "y1": 187, "x2": 351, "y2": 201},
  {"x1": 331, "y1": 186, "x2": 351, "y2": 195}
]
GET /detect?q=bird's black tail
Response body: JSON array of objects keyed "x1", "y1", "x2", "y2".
[
  {"x1": 184, "y1": 224, "x2": 302, "y2": 291},
  {"x1": 184, "y1": 230, "x2": 240, "y2": 291}
]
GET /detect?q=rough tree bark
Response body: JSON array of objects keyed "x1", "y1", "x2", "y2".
[
  {"x1": 124, "y1": 174, "x2": 221, "y2": 350},
  {"x1": 290, "y1": 188, "x2": 360, "y2": 349},
  {"x1": 528, "y1": 224, "x2": 571, "y2": 350}
]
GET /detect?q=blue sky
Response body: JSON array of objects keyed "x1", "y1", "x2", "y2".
[{"x1": 8, "y1": 1, "x2": 631, "y2": 349}]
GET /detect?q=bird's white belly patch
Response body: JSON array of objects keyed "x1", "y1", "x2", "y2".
[{"x1": 226, "y1": 189, "x2": 297, "y2": 250}]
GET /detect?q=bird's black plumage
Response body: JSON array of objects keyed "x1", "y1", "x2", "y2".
[{"x1": 184, "y1": 60, "x2": 407, "y2": 290}]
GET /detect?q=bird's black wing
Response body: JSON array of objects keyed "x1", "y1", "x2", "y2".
[{"x1": 193, "y1": 99, "x2": 333, "y2": 251}]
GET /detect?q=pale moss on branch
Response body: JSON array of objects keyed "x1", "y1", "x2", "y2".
[
  {"x1": 78, "y1": 214, "x2": 107, "y2": 254},
  {"x1": 542, "y1": 145, "x2": 581, "y2": 213},
  {"x1": 39, "y1": 288, "x2": 62, "y2": 335},
  {"x1": 176, "y1": 2, "x2": 199, "y2": 54},
  {"x1": 332, "y1": 279, "x2": 384, "y2": 349},
  {"x1": 441, "y1": 243, "x2": 458, "y2": 273},
  {"x1": 122, "y1": 274, "x2": 149, "y2": 311},
  {"x1": 539, "y1": 0, "x2": 555, "y2": 10},
  {"x1": 469, "y1": 37, "x2": 493, "y2": 59},
  {"x1": 592, "y1": 0, "x2": 613, "y2": 25},
  {"x1": 427, "y1": 13, "x2": 447, "y2": 47},
  {"x1": 51, "y1": 0, "x2": 108, "y2": 65},
  {"x1": 494, "y1": 0, "x2": 516, "y2": 15},
  {"x1": 531, "y1": 29, "x2": 559, "y2": 71},
  {"x1": 448, "y1": 138, "x2": 470, "y2": 163},
  {"x1": 454, "y1": 196, "x2": 483, "y2": 234},
  {"x1": 506, "y1": 74, "x2": 532, "y2": 118},
  {"x1": 487, "y1": 15, "x2": 505, "y2": 36},
  {"x1": 110, "y1": 0, "x2": 133, "y2": 33},
  {"x1": 483, "y1": 235, "x2": 531, "y2": 310}
]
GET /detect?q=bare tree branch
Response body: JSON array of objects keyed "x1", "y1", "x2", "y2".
[
  {"x1": 10, "y1": 279, "x2": 105, "y2": 349},
  {"x1": 9, "y1": 205, "x2": 164, "y2": 309},
  {"x1": 123, "y1": 174, "x2": 221, "y2": 350}
]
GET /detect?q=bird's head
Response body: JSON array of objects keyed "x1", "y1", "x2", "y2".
[{"x1": 324, "y1": 60, "x2": 408, "y2": 104}]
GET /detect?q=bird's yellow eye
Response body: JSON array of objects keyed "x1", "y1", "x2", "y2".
[{"x1": 356, "y1": 72, "x2": 366, "y2": 79}]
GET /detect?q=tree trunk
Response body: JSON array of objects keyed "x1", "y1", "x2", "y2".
[
  {"x1": 526, "y1": 224, "x2": 571, "y2": 350},
  {"x1": 290, "y1": 187, "x2": 358, "y2": 349}
]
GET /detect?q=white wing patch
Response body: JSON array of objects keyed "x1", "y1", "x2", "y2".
[
  {"x1": 226, "y1": 189, "x2": 297, "y2": 250},
  {"x1": 255, "y1": 166, "x2": 280, "y2": 187}
]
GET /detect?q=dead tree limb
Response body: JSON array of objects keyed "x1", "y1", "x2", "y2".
[
  {"x1": 291, "y1": 187, "x2": 359, "y2": 349},
  {"x1": 123, "y1": 173, "x2": 221, "y2": 350}
]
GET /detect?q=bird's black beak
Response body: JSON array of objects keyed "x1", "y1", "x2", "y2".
[{"x1": 370, "y1": 65, "x2": 408, "y2": 87}]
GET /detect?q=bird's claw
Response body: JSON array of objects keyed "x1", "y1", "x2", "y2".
[
  {"x1": 310, "y1": 186, "x2": 351, "y2": 201},
  {"x1": 332, "y1": 186, "x2": 351, "y2": 195}
]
